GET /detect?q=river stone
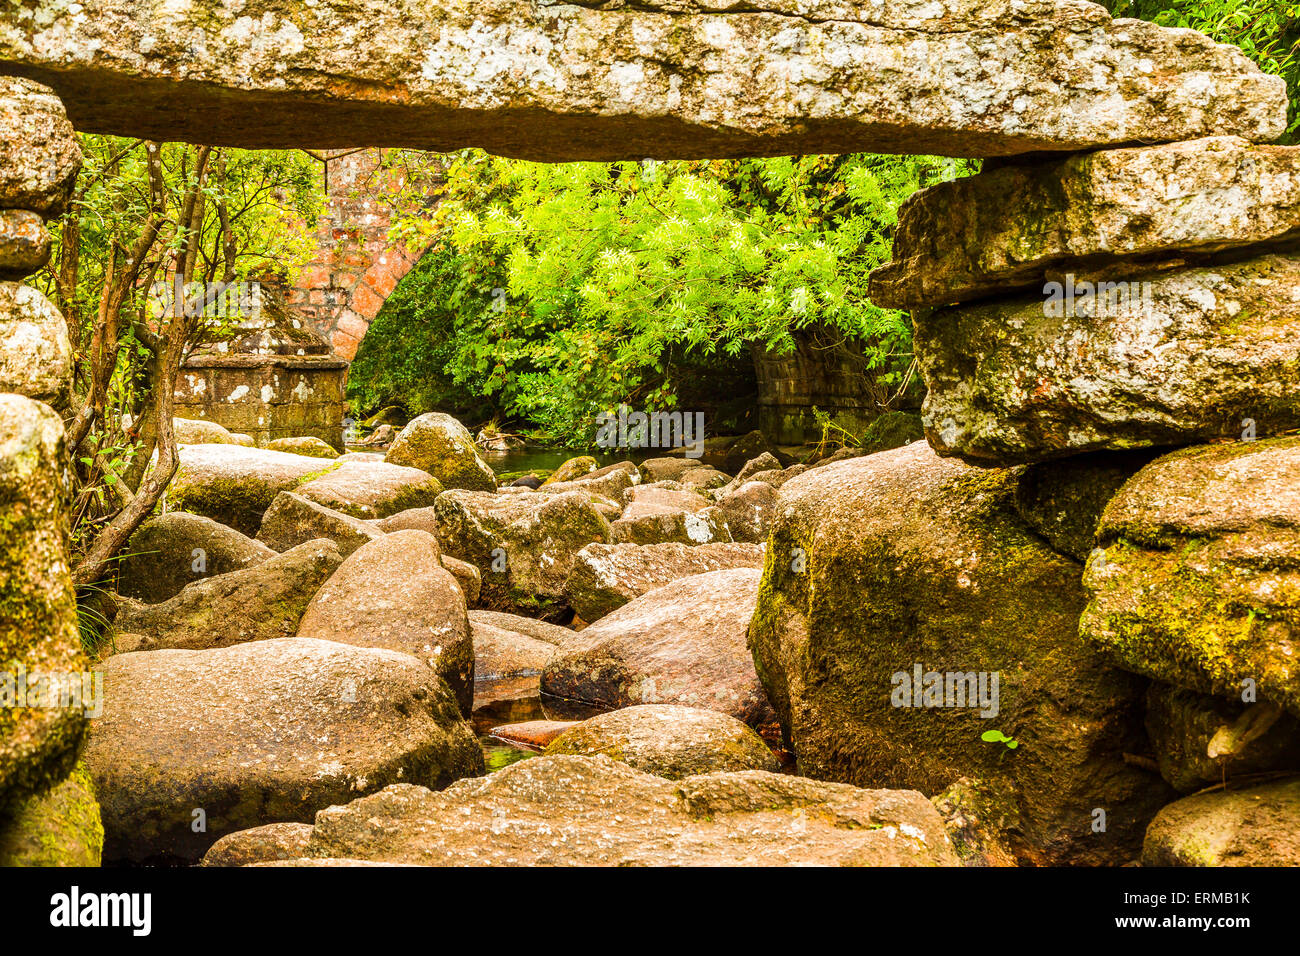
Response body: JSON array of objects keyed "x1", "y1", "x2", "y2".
[
  {"x1": 297, "y1": 755, "x2": 957, "y2": 865},
  {"x1": 0, "y1": 763, "x2": 102, "y2": 866},
  {"x1": 1014, "y1": 451, "x2": 1156, "y2": 561},
  {"x1": 543, "y1": 568, "x2": 774, "y2": 728},
  {"x1": 256, "y1": 491, "x2": 384, "y2": 558},
  {"x1": 0, "y1": 77, "x2": 80, "y2": 215},
  {"x1": 470, "y1": 617, "x2": 556, "y2": 681},
  {"x1": 374, "y1": 505, "x2": 439, "y2": 537},
  {"x1": 622, "y1": 485, "x2": 709, "y2": 517},
  {"x1": 747, "y1": 442, "x2": 1170, "y2": 865},
  {"x1": 916, "y1": 253, "x2": 1300, "y2": 465},
  {"x1": 441, "y1": 556, "x2": 481, "y2": 604},
  {"x1": 468, "y1": 610, "x2": 573, "y2": 647},
  {"x1": 1142, "y1": 778, "x2": 1300, "y2": 866},
  {"x1": 564, "y1": 541, "x2": 766, "y2": 622},
  {"x1": 0, "y1": 282, "x2": 72, "y2": 410},
  {"x1": 435, "y1": 489, "x2": 610, "y2": 615},
  {"x1": 4, "y1": 0, "x2": 1287, "y2": 158},
  {"x1": 544, "y1": 455, "x2": 597, "y2": 484},
  {"x1": 545, "y1": 704, "x2": 781, "y2": 779},
  {"x1": 1144, "y1": 684, "x2": 1300, "y2": 794},
  {"x1": 85, "y1": 637, "x2": 484, "y2": 863},
  {"x1": 678, "y1": 466, "x2": 731, "y2": 493},
  {"x1": 200, "y1": 822, "x2": 315, "y2": 867},
  {"x1": 384, "y1": 412, "x2": 496, "y2": 491},
  {"x1": 113, "y1": 539, "x2": 343, "y2": 652},
  {"x1": 173, "y1": 416, "x2": 238, "y2": 445},
  {"x1": 168, "y1": 444, "x2": 341, "y2": 536},
  {"x1": 0, "y1": 209, "x2": 50, "y2": 278},
  {"x1": 297, "y1": 531, "x2": 474, "y2": 715},
  {"x1": 118, "y1": 512, "x2": 276, "y2": 603},
  {"x1": 639, "y1": 458, "x2": 704, "y2": 483},
  {"x1": 541, "y1": 460, "x2": 641, "y2": 502},
  {"x1": 610, "y1": 505, "x2": 732, "y2": 546},
  {"x1": 0, "y1": 396, "x2": 86, "y2": 809},
  {"x1": 1081, "y1": 436, "x2": 1300, "y2": 718},
  {"x1": 872, "y1": 137, "x2": 1300, "y2": 309},
  {"x1": 713, "y1": 480, "x2": 779, "y2": 543},
  {"x1": 267, "y1": 435, "x2": 339, "y2": 458},
  {"x1": 295, "y1": 459, "x2": 443, "y2": 520}
]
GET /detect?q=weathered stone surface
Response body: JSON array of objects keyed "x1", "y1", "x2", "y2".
[
  {"x1": 872, "y1": 137, "x2": 1300, "y2": 309},
  {"x1": 200, "y1": 822, "x2": 314, "y2": 868},
  {"x1": 713, "y1": 480, "x2": 779, "y2": 543},
  {"x1": 118, "y1": 512, "x2": 276, "y2": 603},
  {"x1": 0, "y1": 762, "x2": 102, "y2": 866},
  {"x1": 267, "y1": 435, "x2": 339, "y2": 458},
  {"x1": 173, "y1": 416, "x2": 238, "y2": 445},
  {"x1": 435, "y1": 489, "x2": 610, "y2": 614},
  {"x1": 113, "y1": 539, "x2": 343, "y2": 652},
  {"x1": 1015, "y1": 450, "x2": 1155, "y2": 561},
  {"x1": 564, "y1": 541, "x2": 765, "y2": 622},
  {"x1": 296, "y1": 755, "x2": 958, "y2": 865},
  {"x1": 0, "y1": 282, "x2": 72, "y2": 409},
  {"x1": 0, "y1": 396, "x2": 86, "y2": 809},
  {"x1": 1142, "y1": 778, "x2": 1300, "y2": 866},
  {"x1": 0, "y1": 1, "x2": 1286, "y2": 160},
  {"x1": 295, "y1": 459, "x2": 444, "y2": 519},
  {"x1": 610, "y1": 505, "x2": 732, "y2": 546},
  {"x1": 85, "y1": 637, "x2": 483, "y2": 863},
  {"x1": 543, "y1": 568, "x2": 774, "y2": 727},
  {"x1": 0, "y1": 77, "x2": 80, "y2": 215},
  {"x1": 470, "y1": 617, "x2": 556, "y2": 680},
  {"x1": 545, "y1": 704, "x2": 781, "y2": 779},
  {"x1": 0, "y1": 208, "x2": 50, "y2": 277},
  {"x1": 297, "y1": 531, "x2": 474, "y2": 714},
  {"x1": 1082, "y1": 436, "x2": 1300, "y2": 717},
  {"x1": 917, "y1": 254, "x2": 1300, "y2": 465},
  {"x1": 385, "y1": 412, "x2": 496, "y2": 491},
  {"x1": 442, "y1": 555, "x2": 481, "y2": 604},
  {"x1": 468, "y1": 610, "x2": 573, "y2": 646},
  {"x1": 1145, "y1": 684, "x2": 1300, "y2": 794},
  {"x1": 748, "y1": 442, "x2": 1170, "y2": 865},
  {"x1": 167, "y1": 444, "x2": 341, "y2": 536},
  {"x1": 256, "y1": 491, "x2": 384, "y2": 558}
]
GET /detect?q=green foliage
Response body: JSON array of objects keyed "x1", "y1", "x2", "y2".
[
  {"x1": 1104, "y1": 0, "x2": 1300, "y2": 140},
  {"x1": 981, "y1": 730, "x2": 1021, "y2": 750},
  {"x1": 357, "y1": 151, "x2": 969, "y2": 444}
]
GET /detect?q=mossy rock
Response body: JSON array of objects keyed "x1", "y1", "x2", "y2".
[
  {"x1": 267, "y1": 435, "x2": 340, "y2": 459},
  {"x1": 544, "y1": 455, "x2": 597, "y2": 484},
  {"x1": 1143, "y1": 777, "x2": 1300, "y2": 866},
  {"x1": 1082, "y1": 436, "x2": 1300, "y2": 717},
  {"x1": 0, "y1": 396, "x2": 86, "y2": 810},
  {"x1": 384, "y1": 412, "x2": 497, "y2": 491},
  {"x1": 748, "y1": 441, "x2": 1172, "y2": 865},
  {"x1": 0, "y1": 762, "x2": 103, "y2": 866}
]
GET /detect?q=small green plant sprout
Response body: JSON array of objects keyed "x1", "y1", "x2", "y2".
[{"x1": 981, "y1": 729, "x2": 1019, "y2": 750}]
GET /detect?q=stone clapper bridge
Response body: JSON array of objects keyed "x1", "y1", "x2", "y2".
[{"x1": 0, "y1": 0, "x2": 1295, "y2": 866}]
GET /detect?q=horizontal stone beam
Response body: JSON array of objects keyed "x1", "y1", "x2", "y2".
[
  {"x1": 0, "y1": 0, "x2": 1287, "y2": 159},
  {"x1": 871, "y1": 137, "x2": 1300, "y2": 309}
]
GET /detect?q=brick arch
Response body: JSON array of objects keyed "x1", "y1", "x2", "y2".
[{"x1": 285, "y1": 149, "x2": 429, "y2": 361}]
